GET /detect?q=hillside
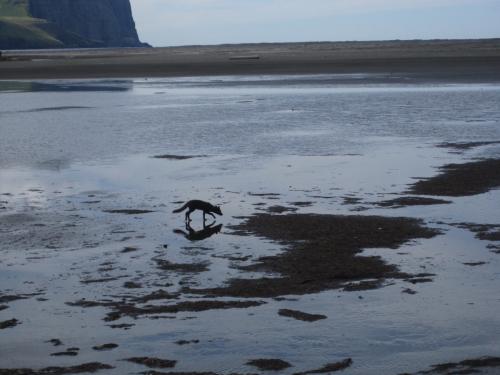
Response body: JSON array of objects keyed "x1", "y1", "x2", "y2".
[
  {"x1": 0, "y1": 17, "x2": 106, "y2": 49},
  {"x1": 0, "y1": 0, "x2": 147, "y2": 50},
  {"x1": 0, "y1": 0, "x2": 30, "y2": 17}
]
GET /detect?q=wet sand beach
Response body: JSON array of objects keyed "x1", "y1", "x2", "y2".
[
  {"x1": 1, "y1": 39, "x2": 500, "y2": 82},
  {"x1": 1, "y1": 45, "x2": 500, "y2": 374}
]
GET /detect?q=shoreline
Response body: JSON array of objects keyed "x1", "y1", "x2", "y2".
[{"x1": 1, "y1": 39, "x2": 500, "y2": 81}]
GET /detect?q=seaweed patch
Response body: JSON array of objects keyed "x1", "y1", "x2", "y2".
[
  {"x1": 246, "y1": 358, "x2": 292, "y2": 371},
  {"x1": 278, "y1": 309, "x2": 327, "y2": 322},
  {"x1": 409, "y1": 159, "x2": 500, "y2": 197},
  {"x1": 184, "y1": 213, "x2": 441, "y2": 298}
]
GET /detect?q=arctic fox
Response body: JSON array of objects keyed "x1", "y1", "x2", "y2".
[{"x1": 172, "y1": 200, "x2": 223, "y2": 222}]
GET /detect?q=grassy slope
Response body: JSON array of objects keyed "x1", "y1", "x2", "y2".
[
  {"x1": 0, "y1": 0, "x2": 30, "y2": 17},
  {"x1": 0, "y1": 0, "x2": 106, "y2": 49},
  {"x1": 0, "y1": 17, "x2": 64, "y2": 48}
]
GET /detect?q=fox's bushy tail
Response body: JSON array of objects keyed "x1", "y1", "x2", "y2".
[{"x1": 172, "y1": 203, "x2": 188, "y2": 213}]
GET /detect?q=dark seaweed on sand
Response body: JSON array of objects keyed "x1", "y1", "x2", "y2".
[
  {"x1": 374, "y1": 196, "x2": 452, "y2": 208},
  {"x1": 51, "y1": 351, "x2": 78, "y2": 357},
  {"x1": 104, "y1": 209, "x2": 154, "y2": 214},
  {"x1": 0, "y1": 362, "x2": 114, "y2": 375},
  {"x1": 266, "y1": 205, "x2": 298, "y2": 213},
  {"x1": 151, "y1": 154, "x2": 207, "y2": 160},
  {"x1": 342, "y1": 279, "x2": 383, "y2": 291},
  {"x1": 131, "y1": 289, "x2": 180, "y2": 303},
  {"x1": 184, "y1": 213, "x2": 441, "y2": 298},
  {"x1": 0, "y1": 295, "x2": 28, "y2": 304},
  {"x1": 462, "y1": 262, "x2": 487, "y2": 266},
  {"x1": 248, "y1": 192, "x2": 281, "y2": 197},
  {"x1": 46, "y1": 339, "x2": 63, "y2": 346},
  {"x1": 0, "y1": 318, "x2": 20, "y2": 329},
  {"x1": 452, "y1": 222, "x2": 500, "y2": 241},
  {"x1": 278, "y1": 309, "x2": 327, "y2": 322},
  {"x1": 417, "y1": 356, "x2": 500, "y2": 374},
  {"x1": 121, "y1": 246, "x2": 139, "y2": 253},
  {"x1": 123, "y1": 281, "x2": 142, "y2": 289},
  {"x1": 487, "y1": 244, "x2": 500, "y2": 254},
  {"x1": 293, "y1": 358, "x2": 353, "y2": 374},
  {"x1": 174, "y1": 340, "x2": 199, "y2": 345},
  {"x1": 246, "y1": 359, "x2": 292, "y2": 371},
  {"x1": 404, "y1": 277, "x2": 434, "y2": 284},
  {"x1": 409, "y1": 158, "x2": 500, "y2": 197},
  {"x1": 154, "y1": 259, "x2": 210, "y2": 273},
  {"x1": 103, "y1": 300, "x2": 265, "y2": 321},
  {"x1": 436, "y1": 141, "x2": 500, "y2": 151},
  {"x1": 402, "y1": 288, "x2": 417, "y2": 295},
  {"x1": 92, "y1": 343, "x2": 118, "y2": 351},
  {"x1": 107, "y1": 323, "x2": 135, "y2": 329},
  {"x1": 67, "y1": 298, "x2": 265, "y2": 321},
  {"x1": 123, "y1": 357, "x2": 177, "y2": 368}
]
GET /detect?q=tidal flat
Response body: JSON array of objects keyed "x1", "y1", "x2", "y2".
[{"x1": 0, "y1": 77, "x2": 500, "y2": 375}]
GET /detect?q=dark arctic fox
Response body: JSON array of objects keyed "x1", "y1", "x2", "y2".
[{"x1": 172, "y1": 200, "x2": 223, "y2": 222}]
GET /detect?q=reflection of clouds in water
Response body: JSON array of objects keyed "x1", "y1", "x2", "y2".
[
  {"x1": 36, "y1": 158, "x2": 72, "y2": 172},
  {"x1": 0, "y1": 167, "x2": 105, "y2": 213},
  {"x1": 1, "y1": 81, "x2": 500, "y2": 170},
  {"x1": 0, "y1": 174, "x2": 52, "y2": 212}
]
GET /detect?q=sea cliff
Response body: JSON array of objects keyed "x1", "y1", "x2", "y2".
[
  {"x1": 28, "y1": 0, "x2": 146, "y2": 47},
  {"x1": 0, "y1": 0, "x2": 148, "y2": 49}
]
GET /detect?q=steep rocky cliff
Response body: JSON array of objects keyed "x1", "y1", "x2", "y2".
[{"x1": 28, "y1": 0, "x2": 147, "y2": 47}]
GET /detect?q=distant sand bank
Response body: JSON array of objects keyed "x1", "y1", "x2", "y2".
[{"x1": 1, "y1": 39, "x2": 500, "y2": 81}]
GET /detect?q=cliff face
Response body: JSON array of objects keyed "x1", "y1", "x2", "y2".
[{"x1": 28, "y1": 0, "x2": 147, "y2": 47}]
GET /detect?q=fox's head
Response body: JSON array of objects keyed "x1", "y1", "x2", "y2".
[{"x1": 214, "y1": 206, "x2": 223, "y2": 216}]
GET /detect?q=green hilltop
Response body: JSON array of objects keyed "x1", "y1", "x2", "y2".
[
  {"x1": 0, "y1": 0, "x2": 106, "y2": 49},
  {"x1": 0, "y1": 0, "x2": 30, "y2": 17},
  {"x1": 0, "y1": 17, "x2": 106, "y2": 49}
]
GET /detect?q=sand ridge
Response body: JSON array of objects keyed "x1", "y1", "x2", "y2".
[{"x1": 1, "y1": 39, "x2": 500, "y2": 81}]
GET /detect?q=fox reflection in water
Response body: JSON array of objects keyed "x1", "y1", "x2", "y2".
[{"x1": 174, "y1": 221, "x2": 223, "y2": 241}]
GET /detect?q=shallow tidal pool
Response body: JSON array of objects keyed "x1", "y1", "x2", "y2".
[{"x1": 1, "y1": 77, "x2": 500, "y2": 374}]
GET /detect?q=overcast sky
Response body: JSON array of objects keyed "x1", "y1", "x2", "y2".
[{"x1": 129, "y1": 0, "x2": 500, "y2": 47}]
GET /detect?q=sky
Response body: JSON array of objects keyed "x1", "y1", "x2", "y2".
[{"x1": 129, "y1": 0, "x2": 500, "y2": 47}]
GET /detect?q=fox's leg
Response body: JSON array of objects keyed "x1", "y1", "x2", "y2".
[{"x1": 203, "y1": 211, "x2": 216, "y2": 221}]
